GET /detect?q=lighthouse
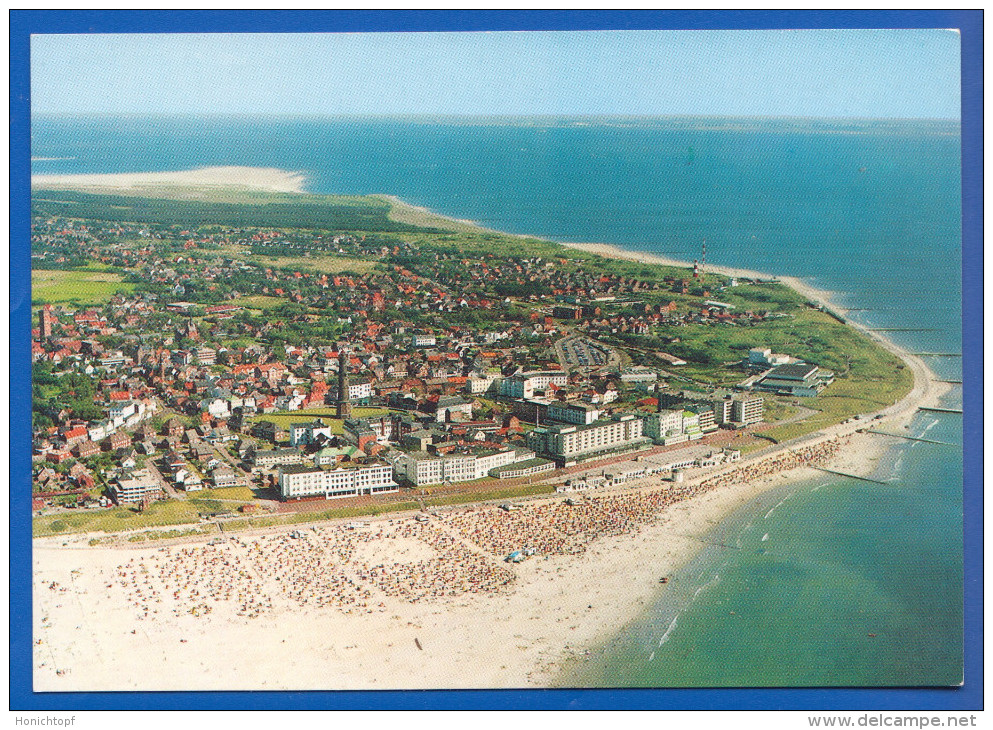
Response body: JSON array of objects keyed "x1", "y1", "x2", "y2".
[{"x1": 336, "y1": 349, "x2": 352, "y2": 418}]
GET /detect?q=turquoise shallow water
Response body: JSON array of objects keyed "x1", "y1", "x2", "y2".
[
  {"x1": 31, "y1": 115, "x2": 963, "y2": 685},
  {"x1": 560, "y1": 406, "x2": 963, "y2": 687}
]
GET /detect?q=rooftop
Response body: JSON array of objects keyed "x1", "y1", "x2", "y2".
[{"x1": 766, "y1": 363, "x2": 819, "y2": 380}]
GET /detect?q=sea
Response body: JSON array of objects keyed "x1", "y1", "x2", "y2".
[{"x1": 30, "y1": 115, "x2": 964, "y2": 686}]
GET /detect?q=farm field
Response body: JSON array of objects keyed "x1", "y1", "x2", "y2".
[{"x1": 31, "y1": 269, "x2": 134, "y2": 305}]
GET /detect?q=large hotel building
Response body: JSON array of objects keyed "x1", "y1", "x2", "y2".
[
  {"x1": 278, "y1": 461, "x2": 398, "y2": 500},
  {"x1": 526, "y1": 413, "x2": 651, "y2": 465}
]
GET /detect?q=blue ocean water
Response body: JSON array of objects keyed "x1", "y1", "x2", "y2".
[{"x1": 30, "y1": 115, "x2": 963, "y2": 685}]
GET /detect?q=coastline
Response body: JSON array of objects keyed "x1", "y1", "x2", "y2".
[
  {"x1": 30, "y1": 172, "x2": 951, "y2": 690},
  {"x1": 30, "y1": 165, "x2": 308, "y2": 194},
  {"x1": 32, "y1": 429, "x2": 918, "y2": 691}
]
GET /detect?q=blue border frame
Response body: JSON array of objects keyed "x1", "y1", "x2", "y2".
[{"x1": 10, "y1": 9, "x2": 983, "y2": 711}]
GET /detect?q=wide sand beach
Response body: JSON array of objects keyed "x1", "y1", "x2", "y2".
[{"x1": 31, "y1": 165, "x2": 308, "y2": 194}]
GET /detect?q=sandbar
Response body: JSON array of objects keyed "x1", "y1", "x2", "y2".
[{"x1": 31, "y1": 166, "x2": 307, "y2": 194}]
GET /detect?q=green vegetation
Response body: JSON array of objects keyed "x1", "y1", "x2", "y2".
[
  {"x1": 32, "y1": 189, "x2": 438, "y2": 234},
  {"x1": 33, "y1": 499, "x2": 204, "y2": 537},
  {"x1": 423, "y1": 482, "x2": 556, "y2": 507},
  {"x1": 188, "y1": 486, "x2": 257, "y2": 502},
  {"x1": 761, "y1": 398, "x2": 800, "y2": 424},
  {"x1": 125, "y1": 526, "x2": 218, "y2": 543},
  {"x1": 236, "y1": 295, "x2": 292, "y2": 311},
  {"x1": 247, "y1": 407, "x2": 390, "y2": 434},
  {"x1": 31, "y1": 268, "x2": 134, "y2": 305},
  {"x1": 33, "y1": 362, "x2": 104, "y2": 428}
]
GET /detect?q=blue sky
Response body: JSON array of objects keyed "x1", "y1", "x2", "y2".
[{"x1": 31, "y1": 29, "x2": 960, "y2": 118}]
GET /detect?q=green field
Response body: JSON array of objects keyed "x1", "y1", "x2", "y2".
[
  {"x1": 188, "y1": 486, "x2": 258, "y2": 502},
  {"x1": 247, "y1": 406, "x2": 391, "y2": 434},
  {"x1": 236, "y1": 295, "x2": 293, "y2": 311},
  {"x1": 31, "y1": 269, "x2": 134, "y2": 305}
]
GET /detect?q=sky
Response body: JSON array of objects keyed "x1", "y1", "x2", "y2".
[{"x1": 30, "y1": 29, "x2": 961, "y2": 119}]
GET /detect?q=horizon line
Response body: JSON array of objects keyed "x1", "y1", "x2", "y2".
[{"x1": 31, "y1": 112, "x2": 962, "y2": 123}]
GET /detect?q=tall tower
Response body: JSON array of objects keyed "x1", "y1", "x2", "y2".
[
  {"x1": 39, "y1": 305, "x2": 54, "y2": 339},
  {"x1": 336, "y1": 349, "x2": 352, "y2": 418},
  {"x1": 700, "y1": 239, "x2": 707, "y2": 283}
]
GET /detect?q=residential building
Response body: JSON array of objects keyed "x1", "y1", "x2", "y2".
[
  {"x1": 643, "y1": 408, "x2": 685, "y2": 444},
  {"x1": 249, "y1": 447, "x2": 303, "y2": 470},
  {"x1": 433, "y1": 395, "x2": 474, "y2": 423},
  {"x1": 546, "y1": 401, "x2": 601, "y2": 426},
  {"x1": 211, "y1": 466, "x2": 239, "y2": 488},
  {"x1": 73, "y1": 439, "x2": 100, "y2": 459},
  {"x1": 289, "y1": 419, "x2": 333, "y2": 446},
  {"x1": 526, "y1": 414, "x2": 650, "y2": 463},
  {"x1": 194, "y1": 347, "x2": 217, "y2": 365},
  {"x1": 393, "y1": 447, "x2": 535, "y2": 487},
  {"x1": 732, "y1": 395, "x2": 764, "y2": 425},
  {"x1": 112, "y1": 469, "x2": 163, "y2": 505},
  {"x1": 278, "y1": 461, "x2": 397, "y2": 500},
  {"x1": 411, "y1": 333, "x2": 437, "y2": 347},
  {"x1": 499, "y1": 371, "x2": 568, "y2": 399},
  {"x1": 688, "y1": 404, "x2": 718, "y2": 433},
  {"x1": 465, "y1": 375, "x2": 498, "y2": 395},
  {"x1": 682, "y1": 411, "x2": 704, "y2": 440}
]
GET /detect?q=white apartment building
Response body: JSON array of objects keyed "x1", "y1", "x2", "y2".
[
  {"x1": 682, "y1": 411, "x2": 704, "y2": 440},
  {"x1": 749, "y1": 348, "x2": 791, "y2": 368},
  {"x1": 393, "y1": 447, "x2": 535, "y2": 487},
  {"x1": 527, "y1": 414, "x2": 650, "y2": 461},
  {"x1": 499, "y1": 371, "x2": 568, "y2": 399},
  {"x1": 347, "y1": 381, "x2": 373, "y2": 401},
  {"x1": 546, "y1": 401, "x2": 601, "y2": 426},
  {"x1": 643, "y1": 408, "x2": 685, "y2": 443},
  {"x1": 466, "y1": 375, "x2": 498, "y2": 395},
  {"x1": 112, "y1": 469, "x2": 163, "y2": 505},
  {"x1": 733, "y1": 395, "x2": 764, "y2": 425},
  {"x1": 109, "y1": 400, "x2": 139, "y2": 425},
  {"x1": 250, "y1": 447, "x2": 303, "y2": 470},
  {"x1": 713, "y1": 398, "x2": 735, "y2": 425},
  {"x1": 278, "y1": 462, "x2": 397, "y2": 500}
]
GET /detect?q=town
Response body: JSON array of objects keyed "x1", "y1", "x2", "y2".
[{"x1": 29, "y1": 191, "x2": 906, "y2": 536}]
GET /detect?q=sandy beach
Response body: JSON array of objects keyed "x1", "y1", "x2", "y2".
[
  {"x1": 33, "y1": 419, "x2": 939, "y2": 692},
  {"x1": 30, "y1": 187, "x2": 951, "y2": 691},
  {"x1": 32, "y1": 439, "x2": 842, "y2": 690},
  {"x1": 31, "y1": 166, "x2": 307, "y2": 194}
]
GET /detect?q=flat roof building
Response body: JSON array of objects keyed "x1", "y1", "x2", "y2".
[
  {"x1": 756, "y1": 363, "x2": 834, "y2": 397},
  {"x1": 526, "y1": 414, "x2": 651, "y2": 463},
  {"x1": 278, "y1": 461, "x2": 397, "y2": 501}
]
